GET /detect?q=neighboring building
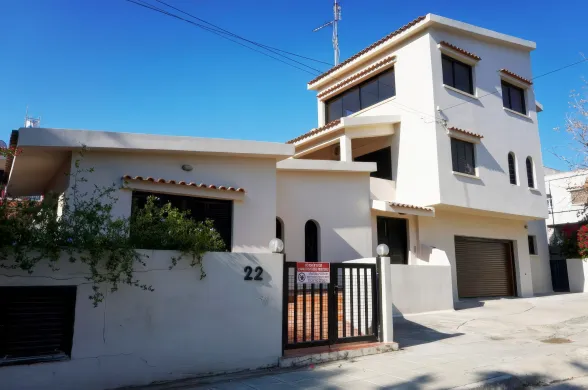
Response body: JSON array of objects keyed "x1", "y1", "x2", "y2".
[{"x1": 0, "y1": 13, "x2": 555, "y2": 390}]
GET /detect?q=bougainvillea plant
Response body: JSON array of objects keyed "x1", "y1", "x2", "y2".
[{"x1": 577, "y1": 225, "x2": 588, "y2": 259}]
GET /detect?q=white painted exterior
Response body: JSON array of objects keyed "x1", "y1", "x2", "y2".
[
  {"x1": 0, "y1": 251, "x2": 284, "y2": 390},
  {"x1": 543, "y1": 169, "x2": 588, "y2": 227},
  {"x1": 567, "y1": 258, "x2": 588, "y2": 293}
]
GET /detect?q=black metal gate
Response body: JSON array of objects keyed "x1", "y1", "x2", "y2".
[
  {"x1": 283, "y1": 262, "x2": 379, "y2": 350},
  {"x1": 550, "y1": 260, "x2": 570, "y2": 292}
]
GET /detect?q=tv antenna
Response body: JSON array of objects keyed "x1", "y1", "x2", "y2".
[
  {"x1": 313, "y1": 0, "x2": 342, "y2": 65},
  {"x1": 24, "y1": 107, "x2": 41, "y2": 128}
]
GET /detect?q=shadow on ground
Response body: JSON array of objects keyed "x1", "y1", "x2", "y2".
[{"x1": 394, "y1": 316, "x2": 463, "y2": 348}]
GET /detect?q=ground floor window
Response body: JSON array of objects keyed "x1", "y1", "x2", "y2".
[
  {"x1": 0, "y1": 286, "x2": 77, "y2": 366},
  {"x1": 528, "y1": 235, "x2": 537, "y2": 255},
  {"x1": 305, "y1": 220, "x2": 320, "y2": 262},
  {"x1": 132, "y1": 191, "x2": 233, "y2": 250},
  {"x1": 376, "y1": 216, "x2": 408, "y2": 264}
]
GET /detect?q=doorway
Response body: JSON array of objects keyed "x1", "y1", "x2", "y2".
[{"x1": 376, "y1": 217, "x2": 408, "y2": 264}]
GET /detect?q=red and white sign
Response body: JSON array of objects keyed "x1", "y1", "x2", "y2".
[{"x1": 296, "y1": 262, "x2": 330, "y2": 284}]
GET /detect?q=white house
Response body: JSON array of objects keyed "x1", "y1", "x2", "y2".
[{"x1": 0, "y1": 13, "x2": 553, "y2": 390}]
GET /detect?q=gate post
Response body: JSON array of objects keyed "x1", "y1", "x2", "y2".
[{"x1": 377, "y1": 256, "x2": 394, "y2": 343}]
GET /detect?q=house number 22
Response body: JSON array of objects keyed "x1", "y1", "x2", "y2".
[{"x1": 244, "y1": 266, "x2": 263, "y2": 281}]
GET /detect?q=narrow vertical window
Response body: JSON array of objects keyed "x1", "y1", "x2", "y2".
[
  {"x1": 276, "y1": 217, "x2": 284, "y2": 241},
  {"x1": 304, "y1": 220, "x2": 319, "y2": 262},
  {"x1": 508, "y1": 152, "x2": 517, "y2": 185},
  {"x1": 526, "y1": 157, "x2": 535, "y2": 188}
]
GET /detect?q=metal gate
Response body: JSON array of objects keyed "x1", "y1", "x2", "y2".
[
  {"x1": 550, "y1": 260, "x2": 570, "y2": 292},
  {"x1": 283, "y1": 262, "x2": 379, "y2": 350}
]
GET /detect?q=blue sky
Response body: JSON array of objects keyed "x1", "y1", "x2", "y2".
[{"x1": 1, "y1": 0, "x2": 586, "y2": 170}]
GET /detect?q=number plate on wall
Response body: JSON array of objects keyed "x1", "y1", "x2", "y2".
[{"x1": 296, "y1": 262, "x2": 330, "y2": 284}]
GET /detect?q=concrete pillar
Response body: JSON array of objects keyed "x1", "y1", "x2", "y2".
[
  {"x1": 377, "y1": 256, "x2": 394, "y2": 343},
  {"x1": 340, "y1": 135, "x2": 352, "y2": 162},
  {"x1": 318, "y1": 100, "x2": 326, "y2": 127}
]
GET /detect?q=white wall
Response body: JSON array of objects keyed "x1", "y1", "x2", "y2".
[
  {"x1": 567, "y1": 258, "x2": 588, "y2": 293},
  {"x1": 545, "y1": 170, "x2": 588, "y2": 226},
  {"x1": 390, "y1": 264, "x2": 454, "y2": 315},
  {"x1": 430, "y1": 29, "x2": 546, "y2": 220},
  {"x1": 0, "y1": 251, "x2": 284, "y2": 390},
  {"x1": 276, "y1": 169, "x2": 372, "y2": 262},
  {"x1": 528, "y1": 219, "x2": 553, "y2": 294},
  {"x1": 74, "y1": 151, "x2": 278, "y2": 253},
  {"x1": 418, "y1": 209, "x2": 533, "y2": 301}
]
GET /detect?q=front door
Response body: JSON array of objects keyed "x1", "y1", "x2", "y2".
[{"x1": 376, "y1": 217, "x2": 408, "y2": 264}]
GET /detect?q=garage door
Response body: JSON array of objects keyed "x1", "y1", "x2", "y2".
[{"x1": 455, "y1": 236, "x2": 516, "y2": 298}]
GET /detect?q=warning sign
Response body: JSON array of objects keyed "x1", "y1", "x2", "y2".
[{"x1": 296, "y1": 262, "x2": 330, "y2": 284}]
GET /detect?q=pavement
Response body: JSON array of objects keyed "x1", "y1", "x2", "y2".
[{"x1": 139, "y1": 293, "x2": 588, "y2": 389}]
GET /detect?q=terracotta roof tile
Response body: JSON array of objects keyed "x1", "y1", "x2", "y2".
[
  {"x1": 439, "y1": 41, "x2": 481, "y2": 61},
  {"x1": 448, "y1": 127, "x2": 483, "y2": 139},
  {"x1": 308, "y1": 15, "x2": 427, "y2": 86},
  {"x1": 316, "y1": 56, "x2": 396, "y2": 100},
  {"x1": 500, "y1": 69, "x2": 532, "y2": 85},
  {"x1": 286, "y1": 119, "x2": 342, "y2": 144},
  {"x1": 122, "y1": 175, "x2": 245, "y2": 193},
  {"x1": 388, "y1": 201, "x2": 434, "y2": 211}
]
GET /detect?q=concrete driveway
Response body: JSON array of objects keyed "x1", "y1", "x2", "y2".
[{"x1": 141, "y1": 293, "x2": 588, "y2": 389}]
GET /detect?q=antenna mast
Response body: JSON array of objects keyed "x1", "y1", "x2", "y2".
[{"x1": 313, "y1": 0, "x2": 342, "y2": 65}]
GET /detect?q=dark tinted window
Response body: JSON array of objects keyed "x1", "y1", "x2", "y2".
[
  {"x1": 325, "y1": 68, "x2": 396, "y2": 122},
  {"x1": 442, "y1": 55, "x2": 473, "y2": 94},
  {"x1": 377, "y1": 217, "x2": 408, "y2": 264},
  {"x1": 354, "y1": 147, "x2": 392, "y2": 180},
  {"x1": 451, "y1": 138, "x2": 476, "y2": 175},
  {"x1": 305, "y1": 220, "x2": 319, "y2": 262},
  {"x1": 132, "y1": 191, "x2": 233, "y2": 249},
  {"x1": 526, "y1": 157, "x2": 535, "y2": 188},
  {"x1": 528, "y1": 235, "x2": 537, "y2": 255},
  {"x1": 508, "y1": 153, "x2": 517, "y2": 185},
  {"x1": 0, "y1": 286, "x2": 77, "y2": 365},
  {"x1": 276, "y1": 218, "x2": 283, "y2": 241},
  {"x1": 502, "y1": 81, "x2": 526, "y2": 114}
]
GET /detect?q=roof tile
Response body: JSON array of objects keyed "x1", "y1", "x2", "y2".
[
  {"x1": 122, "y1": 175, "x2": 245, "y2": 193},
  {"x1": 286, "y1": 119, "x2": 342, "y2": 144},
  {"x1": 439, "y1": 41, "x2": 481, "y2": 61},
  {"x1": 388, "y1": 201, "x2": 434, "y2": 211},
  {"x1": 500, "y1": 69, "x2": 532, "y2": 85},
  {"x1": 448, "y1": 127, "x2": 483, "y2": 139}
]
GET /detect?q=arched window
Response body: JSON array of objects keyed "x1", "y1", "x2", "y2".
[
  {"x1": 508, "y1": 152, "x2": 517, "y2": 185},
  {"x1": 276, "y1": 217, "x2": 284, "y2": 241},
  {"x1": 304, "y1": 220, "x2": 319, "y2": 262},
  {"x1": 526, "y1": 157, "x2": 535, "y2": 188}
]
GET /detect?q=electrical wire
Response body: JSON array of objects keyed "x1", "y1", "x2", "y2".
[
  {"x1": 124, "y1": 0, "x2": 325, "y2": 75},
  {"x1": 153, "y1": 0, "x2": 333, "y2": 67}
]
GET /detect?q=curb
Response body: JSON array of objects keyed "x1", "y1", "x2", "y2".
[{"x1": 453, "y1": 375, "x2": 524, "y2": 390}]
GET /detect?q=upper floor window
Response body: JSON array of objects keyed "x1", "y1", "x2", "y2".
[
  {"x1": 132, "y1": 191, "x2": 233, "y2": 250},
  {"x1": 508, "y1": 152, "x2": 517, "y2": 185},
  {"x1": 526, "y1": 157, "x2": 535, "y2": 188},
  {"x1": 326, "y1": 68, "x2": 395, "y2": 123},
  {"x1": 442, "y1": 55, "x2": 473, "y2": 95},
  {"x1": 502, "y1": 81, "x2": 526, "y2": 114},
  {"x1": 354, "y1": 147, "x2": 392, "y2": 180},
  {"x1": 451, "y1": 138, "x2": 476, "y2": 175}
]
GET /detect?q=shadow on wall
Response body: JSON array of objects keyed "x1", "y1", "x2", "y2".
[
  {"x1": 476, "y1": 143, "x2": 504, "y2": 173},
  {"x1": 393, "y1": 314, "x2": 463, "y2": 348}
]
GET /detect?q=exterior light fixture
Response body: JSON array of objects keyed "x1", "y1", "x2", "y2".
[
  {"x1": 376, "y1": 244, "x2": 390, "y2": 257},
  {"x1": 269, "y1": 238, "x2": 284, "y2": 254},
  {"x1": 181, "y1": 164, "x2": 193, "y2": 172}
]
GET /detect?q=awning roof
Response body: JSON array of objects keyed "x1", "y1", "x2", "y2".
[{"x1": 372, "y1": 200, "x2": 435, "y2": 217}]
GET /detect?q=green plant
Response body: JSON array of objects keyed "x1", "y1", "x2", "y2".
[{"x1": 0, "y1": 149, "x2": 225, "y2": 306}]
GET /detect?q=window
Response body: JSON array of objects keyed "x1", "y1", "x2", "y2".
[
  {"x1": 0, "y1": 286, "x2": 76, "y2": 365},
  {"x1": 508, "y1": 152, "x2": 517, "y2": 185},
  {"x1": 305, "y1": 220, "x2": 319, "y2": 262},
  {"x1": 451, "y1": 138, "x2": 476, "y2": 175},
  {"x1": 377, "y1": 217, "x2": 408, "y2": 264},
  {"x1": 354, "y1": 147, "x2": 392, "y2": 180},
  {"x1": 502, "y1": 81, "x2": 526, "y2": 114},
  {"x1": 276, "y1": 217, "x2": 284, "y2": 241},
  {"x1": 571, "y1": 189, "x2": 588, "y2": 206},
  {"x1": 325, "y1": 68, "x2": 396, "y2": 122},
  {"x1": 547, "y1": 194, "x2": 553, "y2": 213},
  {"x1": 132, "y1": 191, "x2": 233, "y2": 249},
  {"x1": 442, "y1": 55, "x2": 473, "y2": 94},
  {"x1": 526, "y1": 157, "x2": 535, "y2": 188},
  {"x1": 528, "y1": 235, "x2": 537, "y2": 255}
]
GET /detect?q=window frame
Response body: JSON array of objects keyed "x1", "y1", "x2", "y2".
[
  {"x1": 525, "y1": 157, "x2": 535, "y2": 189},
  {"x1": 502, "y1": 81, "x2": 527, "y2": 115},
  {"x1": 528, "y1": 235, "x2": 537, "y2": 255},
  {"x1": 451, "y1": 138, "x2": 476, "y2": 176},
  {"x1": 325, "y1": 67, "x2": 396, "y2": 123},
  {"x1": 441, "y1": 54, "x2": 474, "y2": 95},
  {"x1": 508, "y1": 152, "x2": 517, "y2": 185},
  {"x1": 304, "y1": 220, "x2": 320, "y2": 262}
]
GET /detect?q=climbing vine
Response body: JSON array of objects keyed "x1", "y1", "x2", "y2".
[{"x1": 0, "y1": 149, "x2": 225, "y2": 306}]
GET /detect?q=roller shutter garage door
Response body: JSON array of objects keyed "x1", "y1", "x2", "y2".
[{"x1": 455, "y1": 236, "x2": 516, "y2": 298}]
